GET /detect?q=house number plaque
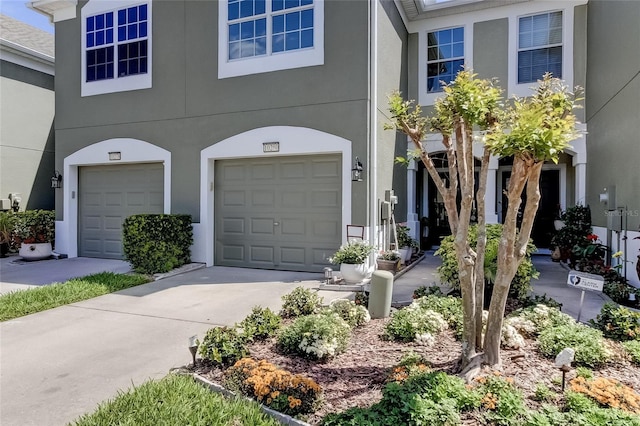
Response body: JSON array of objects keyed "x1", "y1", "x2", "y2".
[{"x1": 263, "y1": 142, "x2": 280, "y2": 153}]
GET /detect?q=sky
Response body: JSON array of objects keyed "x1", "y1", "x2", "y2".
[{"x1": 1, "y1": 0, "x2": 54, "y2": 33}]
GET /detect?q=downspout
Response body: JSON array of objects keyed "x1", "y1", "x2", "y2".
[{"x1": 368, "y1": 0, "x2": 378, "y2": 247}]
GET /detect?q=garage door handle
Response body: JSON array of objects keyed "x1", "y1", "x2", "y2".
[{"x1": 274, "y1": 222, "x2": 280, "y2": 226}]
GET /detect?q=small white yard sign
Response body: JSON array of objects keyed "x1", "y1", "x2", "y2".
[{"x1": 566, "y1": 271, "x2": 604, "y2": 293}]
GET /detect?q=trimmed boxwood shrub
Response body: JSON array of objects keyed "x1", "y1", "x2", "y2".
[{"x1": 122, "y1": 214, "x2": 193, "y2": 274}]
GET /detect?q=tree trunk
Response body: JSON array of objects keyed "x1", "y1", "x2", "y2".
[
  {"x1": 474, "y1": 147, "x2": 491, "y2": 349},
  {"x1": 483, "y1": 156, "x2": 532, "y2": 366}
]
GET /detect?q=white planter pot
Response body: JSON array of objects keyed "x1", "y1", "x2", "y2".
[
  {"x1": 340, "y1": 263, "x2": 368, "y2": 284},
  {"x1": 19, "y1": 242, "x2": 53, "y2": 261},
  {"x1": 398, "y1": 248, "x2": 411, "y2": 265}
]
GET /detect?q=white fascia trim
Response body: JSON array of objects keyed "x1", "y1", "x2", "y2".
[
  {"x1": 506, "y1": 0, "x2": 586, "y2": 98},
  {"x1": 200, "y1": 126, "x2": 352, "y2": 267},
  {"x1": 217, "y1": 0, "x2": 324, "y2": 79},
  {"x1": 80, "y1": 0, "x2": 153, "y2": 97},
  {"x1": 59, "y1": 138, "x2": 171, "y2": 258},
  {"x1": 416, "y1": 20, "x2": 473, "y2": 106},
  {"x1": 0, "y1": 44, "x2": 55, "y2": 75},
  {"x1": 29, "y1": 0, "x2": 77, "y2": 23}
]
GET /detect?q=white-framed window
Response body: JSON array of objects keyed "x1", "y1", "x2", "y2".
[
  {"x1": 426, "y1": 26, "x2": 465, "y2": 93},
  {"x1": 517, "y1": 11, "x2": 562, "y2": 84},
  {"x1": 81, "y1": 0, "x2": 152, "y2": 97},
  {"x1": 218, "y1": 0, "x2": 324, "y2": 79}
]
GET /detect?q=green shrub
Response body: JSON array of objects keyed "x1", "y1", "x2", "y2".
[
  {"x1": 327, "y1": 299, "x2": 370, "y2": 327},
  {"x1": 329, "y1": 241, "x2": 374, "y2": 265},
  {"x1": 533, "y1": 383, "x2": 555, "y2": 403},
  {"x1": 322, "y1": 370, "x2": 479, "y2": 426},
  {"x1": 550, "y1": 205, "x2": 592, "y2": 256},
  {"x1": 538, "y1": 323, "x2": 609, "y2": 367},
  {"x1": 435, "y1": 224, "x2": 539, "y2": 302},
  {"x1": 279, "y1": 286, "x2": 323, "y2": 318},
  {"x1": 239, "y1": 306, "x2": 281, "y2": 340},
  {"x1": 622, "y1": 340, "x2": 640, "y2": 365},
  {"x1": 589, "y1": 302, "x2": 640, "y2": 341},
  {"x1": 412, "y1": 285, "x2": 444, "y2": 299},
  {"x1": 122, "y1": 214, "x2": 193, "y2": 274},
  {"x1": 413, "y1": 295, "x2": 464, "y2": 339},
  {"x1": 575, "y1": 366, "x2": 594, "y2": 379},
  {"x1": 603, "y1": 280, "x2": 635, "y2": 305},
  {"x1": 224, "y1": 358, "x2": 322, "y2": 416},
  {"x1": 277, "y1": 312, "x2": 351, "y2": 359},
  {"x1": 564, "y1": 391, "x2": 640, "y2": 426},
  {"x1": 383, "y1": 303, "x2": 448, "y2": 343},
  {"x1": 475, "y1": 374, "x2": 528, "y2": 426},
  {"x1": 12, "y1": 210, "x2": 55, "y2": 245},
  {"x1": 198, "y1": 326, "x2": 248, "y2": 367},
  {"x1": 354, "y1": 291, "x2": 369, "y2": 308}
]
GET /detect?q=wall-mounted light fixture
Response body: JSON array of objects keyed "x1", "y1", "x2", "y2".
[
  {"x1": 351, "y1": 157, "x2": 364, "y2": 182},
  {"x1": 51, "y1": 171, "x2": 62, "y2": 189}
]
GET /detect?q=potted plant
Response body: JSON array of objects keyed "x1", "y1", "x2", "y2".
[
  {"x1": 0, "y1": 211, "x2": 16, "y2": 258},
  {"x1": 14, "y1": 210, "x2": 55, "y2": 261},
  {"x1": 396, "y1": 224, "x2": 416, "y2": 264},
  {"x1": 329, "y1": 241, "x2": 373, "y2": 284},
  {"x1": 377, "y1": 250, "x2": 400, "y2": 273}
]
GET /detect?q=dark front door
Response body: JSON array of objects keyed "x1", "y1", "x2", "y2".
[{"x1": 501, "y1": 169, "x2": 560, "y2": 248}]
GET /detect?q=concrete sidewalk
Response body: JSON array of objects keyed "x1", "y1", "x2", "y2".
[
  {"x1": 0, "y1": 254, "x2": 132, "y2": 294},
  {"x1": 392, "y1": 250, "x2": 609, "y2": 323}
]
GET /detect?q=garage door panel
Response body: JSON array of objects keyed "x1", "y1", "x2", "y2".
[
  {"x1": 215, "y1": 154, "x2": 341, "y2": 272},
  {"x1": 252, "y1": 164, "x2": 275, "y2": 180},
  {"x1": 281, "y1": 162, "x2": 306, "y2": 179},
  {"x1": 223, "y1": 218, "x2": 245, "y2": 234},
  {"x1": 281, "y1": 192, "x2": 306, "y2": 208},
  {"x1": 251, "y1": 218, "x2": 275, "y2": 235},
  {"x1": 79, "y1": 163, "x2": 163, "y2": 259},
  {"x1": 313, "y1": 220, "x2": 339, "y2": 238},
  {"x1": 311, "y1": 190, "x2": 340, "y2": 208},
  {"x1": 280, "y1": 218, "x2": 305, "y2": 236},
  {"x1": 312, "y1": 160, "x2": 340, "y2": 178},
  {"x1": 223, "y1": 191, "x2": 246, "y2": 206},
  {"x1": 221, "y1": 244, "x2": 244, "y2": 261},
  {"x1": 251, "y1": 246, "x2": 274, "y2": 263},
  {"x1": 252, "y1": 190, "x2": 275, "y2": 206}
]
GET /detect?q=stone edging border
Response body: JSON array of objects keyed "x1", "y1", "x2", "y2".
[{"x1": 193, "y1": 373, "x2": 312, "y2": 426}]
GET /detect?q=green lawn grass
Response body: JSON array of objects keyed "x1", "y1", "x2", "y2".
[
  {"x1": 69, "y1": 374, "x2": 280, "y2": 426},
  {"x1": 0, "y1": 272, "x2": 150, "y2": 321}
]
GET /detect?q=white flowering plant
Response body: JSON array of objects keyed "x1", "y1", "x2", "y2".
[
  {"x1": 327, "y1": 299, "x2": 371, "y2": 327},
  {"x1": 329, "y1": 241, "x2": 374, "y2": 264},
  {"x1": 277, "y1": 312, "x2": 351, "y2": 360},
  {"x1": 383, "y1": 302, "x2": 448, "y2": 343}
]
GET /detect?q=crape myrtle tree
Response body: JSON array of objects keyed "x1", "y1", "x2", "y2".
[{"x1": 387, "y1": 71, "x2": 581, "y2": 372}]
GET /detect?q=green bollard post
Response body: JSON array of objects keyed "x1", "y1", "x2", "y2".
[{"x1": 368, "y1": 270, "x2": 394, "y2": 319}]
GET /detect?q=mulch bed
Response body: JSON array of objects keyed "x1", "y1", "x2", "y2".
[{"x1": 195, "y1": 318, "x2": 640, "y2": 425}]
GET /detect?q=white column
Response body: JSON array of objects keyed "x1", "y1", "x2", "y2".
[
  {"x1": 575, "y1": 162, "x2": 587, "y2": 206},
  {"x1": 406, "y1": 160, "x2": 420, "y2": 239},
  {"x1": 485, "y1": 167, "x2": 499, "y2": 224}
]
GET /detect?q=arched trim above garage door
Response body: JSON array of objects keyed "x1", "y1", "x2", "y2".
[
  {"x1": 58, "y1": 138, "x2": 171, "y2": 258},
  {"x1": 199, "y1": 126, "x2": 352, "y2": 267}
]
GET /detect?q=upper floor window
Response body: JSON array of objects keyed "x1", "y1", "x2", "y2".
[
  {"x1": 82, "y1": 0, "x2": 152, "y2": 97},
  {"x1": 517, "y1": 11, "x2": 562, "y2": 84},
  {"x1": 427, "y1": 27, "x2": 464, "y2": 93},
  {"x1": 219, "y1": 0, "x2": 324, "y2": 79}
]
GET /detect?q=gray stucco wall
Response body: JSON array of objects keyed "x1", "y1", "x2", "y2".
[
  {"x1": 473, "y1": 18, "x2": 508, "y2": 87},
  {"x1": 0, "y1": 63, "x2": 55, "y2": 211},
  {"x1": 585, "y1": 0, "x2": 640, "y2": 230},
  {"x1": 54, "y1": 0, "x2": 371, "y2": 223},
  {"x1": 377, "y1": 0, "x2": 409, "y2": 222}
]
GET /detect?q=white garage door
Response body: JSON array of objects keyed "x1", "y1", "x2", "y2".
[
  {"x1": 215, "y1": 154, "x2": 342, "y2": 272},
  {"x1": 79, "y1": 163, "x2": 164, "y2": 259}
]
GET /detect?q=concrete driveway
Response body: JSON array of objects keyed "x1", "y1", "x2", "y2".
[{"x1": 0, "y1": 259, "x2": 342, "y2": 426}]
